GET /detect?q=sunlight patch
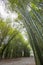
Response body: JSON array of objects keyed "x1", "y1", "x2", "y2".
[{"x1": 0, "y1": 0, "x2": 18, "y2": 20}]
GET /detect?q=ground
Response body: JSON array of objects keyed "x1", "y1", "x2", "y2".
[{"x1": 0, "y1": 57, "x2": 35, "y2": 65}]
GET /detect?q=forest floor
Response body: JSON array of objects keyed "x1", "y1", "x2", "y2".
[{"x1": 0, "y1": 57, "x2": 35, "y2": 65}]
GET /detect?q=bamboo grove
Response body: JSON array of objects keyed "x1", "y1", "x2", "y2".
[
  {"x1": 8, "y1": 0, "x2": 43, "y2": 65},
  {"x1": 0, "y1": 0, "x2": 43, "y2": 65}
]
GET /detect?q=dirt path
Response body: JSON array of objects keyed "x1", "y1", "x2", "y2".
[{"x1": 0, "y1": 57, "x2": 35, "y2": 65}]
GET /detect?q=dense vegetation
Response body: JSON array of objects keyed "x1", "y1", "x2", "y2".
[
  {"x1": 0, "y1": 0, "x2": 43, "y2": 65},
  {"x1": 0, "y1": 19, "x2": 30, "y2": 59},
  {"x1": 7, "y1": 0, "x2": 43, "y2": 65}
]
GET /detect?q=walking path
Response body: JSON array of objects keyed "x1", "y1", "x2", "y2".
[{"x1": 0, "y1": 57, "x2": 35, "y2": 65}]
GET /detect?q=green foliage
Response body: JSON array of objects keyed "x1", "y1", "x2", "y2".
[
  {"x1": 8, "y1": 0, "x2": 43, "y2": 65},
  {"x1": 0, "y1": 19, "x2": 30, "y2": 59}
]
